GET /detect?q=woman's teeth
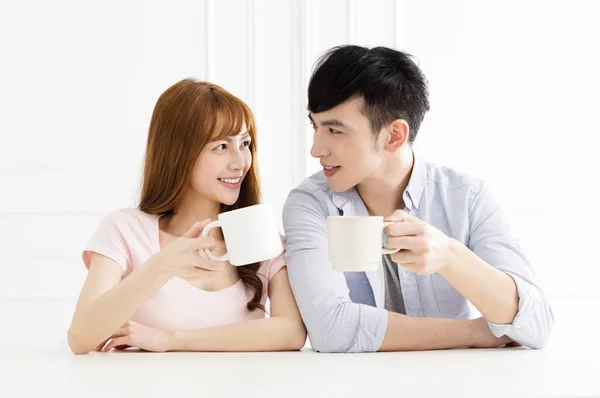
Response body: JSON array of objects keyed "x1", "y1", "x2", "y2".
[{"x1": 219, "y1": 177, "x2": 241, "y2": 184}]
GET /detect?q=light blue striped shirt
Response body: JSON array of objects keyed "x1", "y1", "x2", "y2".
[{"x1": 282, "y1": 156, "x2": 554, "y2": 352}]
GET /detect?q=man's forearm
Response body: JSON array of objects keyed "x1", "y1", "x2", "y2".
[
  {"x1": 439, "y1": 239, "x2": 519, "y2": 324},
  {"x1": 379, "y1": 312, "x2": 480, "y2": 351}
]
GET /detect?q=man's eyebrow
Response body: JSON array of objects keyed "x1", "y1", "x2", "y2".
[
  {"x1": 321, "y1": 119, "x2": 347, "y2": 128},
  {"x1": 308, "y1": 114, "x2": 348, "y2": 128}
]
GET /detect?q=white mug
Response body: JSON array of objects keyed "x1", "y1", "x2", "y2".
[
  {"x1": 327, "y1": 216, "x2": 399, "y2": 272},
  {"x1": 201, "y1": 204, "x2": 283, "y2": 266}
]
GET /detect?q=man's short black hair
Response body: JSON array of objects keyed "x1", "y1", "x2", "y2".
[{"x1": 308, "y1": 45, "x2": 430, "y2": 142}]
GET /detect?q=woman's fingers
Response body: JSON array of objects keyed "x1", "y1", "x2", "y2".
[
  {"x1": 102, "y1": 336, "x2": 131, "y2": 352},
  {"x1": 94, "y1": 338, "x2": 110, "y2": 352},
  {"x1": 182, "y1": 219, "x2": 212, "y2": 239},
  {"x1": 189, "y1": 235, "x2": 217, "y2": 251},
  {"x1": 195, "y1": 257, "x2": 226, "y2": 271},
  {"x1": 95, "y1": 324, "x2": 132, "y2": 351}
]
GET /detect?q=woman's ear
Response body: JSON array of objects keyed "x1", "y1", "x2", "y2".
[{"x1": 384, "y1": 119, "x2": 410, "y2": 152}]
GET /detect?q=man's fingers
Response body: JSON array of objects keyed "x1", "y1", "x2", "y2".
[
  {"x1": 385, "y1": 209, "x2": 410, "y2": 222},
  {"x1": 385, "y1": 209, "x2": 420, "y2": 223},
  {"x1": 390, "y1": 250, "x2": 420, "y2": 264},
  {"x1": 385, "y1": 221, "x2": 425, "y2": 237},
  {"x1": 387, "y1": 236, "x2": 422, "y2": 251},
  {"x1": 182, "y1": 219, "x2": 212, "y2": 239}
]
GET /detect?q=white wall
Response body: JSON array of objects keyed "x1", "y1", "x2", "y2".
[{"x1": 1, "y1": 0, "x2": 598, "y2": 348}]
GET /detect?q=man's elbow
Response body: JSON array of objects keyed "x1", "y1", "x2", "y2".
[
  {"x1": 307, "y1": 323, "x2": 359, "y2": 353},
  {"x1": 303, "y1": 301, "x2": 382, "y2": 353},
  {"x1": 310, "y1": 337, "x2": 347, "y2": 353},
  {"x1": 514, "y1": 304, "x2": 555, "y2": 350},
  {"x1": 529, "y1": 314, "x2": 555, "y2": 349}
]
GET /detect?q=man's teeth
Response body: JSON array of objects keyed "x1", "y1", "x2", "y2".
[{"x1": 219, "y1": 178, "x2": 241, "y2": 184}]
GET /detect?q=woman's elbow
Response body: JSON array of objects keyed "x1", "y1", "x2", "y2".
[
  {"x1": 67, "y1": 327, "x2": 92, "y2": 355},
  {"x1": 283, "y1": 321, "x2": 307, "y2": 351}
]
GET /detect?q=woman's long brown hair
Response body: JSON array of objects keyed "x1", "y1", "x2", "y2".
[{"x1": 139, "y1": 78, "x2": 265, "y2": 312}]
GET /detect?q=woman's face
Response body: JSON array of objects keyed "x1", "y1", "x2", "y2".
[{"x1": 189, "y1": 128, "x2": 253, "y2": 207}]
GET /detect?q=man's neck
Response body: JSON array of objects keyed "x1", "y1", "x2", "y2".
[{"x1": 357, "y1": 150, "x2": 414, "y2": 217}]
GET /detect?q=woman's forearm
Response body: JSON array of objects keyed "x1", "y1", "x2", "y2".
[
  {"x1": 168, "y1": 316, "x2": 307, "y2": 352},
  {"x1": 68, "y1": 257, "x2": 171, "y2": 354}
]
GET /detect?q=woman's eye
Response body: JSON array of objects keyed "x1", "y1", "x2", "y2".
[
  {"x1": 215, "y1": 144, "x2": 226, "y2": 150},
  {"x1": 242, "y1": 141, "x2": 251, "y2": 147}
]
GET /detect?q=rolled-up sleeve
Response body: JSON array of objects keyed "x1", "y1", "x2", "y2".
[
  {"x1": 282, "y1": 186, "x2": 388, "y2": 353},
  {"x1": 467, "y1": 183, "x2": 554, "y2": 349}
]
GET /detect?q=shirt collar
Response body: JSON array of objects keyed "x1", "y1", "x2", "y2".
[
  {"x1": 403, "y1": 154, "x2": 426, "y2": 211},
  {"x1": 330, "y1": 153, "x2": 427, "y2": 213}
]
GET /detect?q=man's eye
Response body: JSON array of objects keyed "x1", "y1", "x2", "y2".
[{"x1": 329, "y1": 128, "x2": 341, "y2": 134}]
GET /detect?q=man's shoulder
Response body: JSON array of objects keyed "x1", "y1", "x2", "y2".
[
  {"x1": 286, "y1": 171, "x2": 333, "y2": 202},
  {"x1": 295, "y1": 170, "x2": 332, "y2": 194},
  {"x1": 282, "y1": 171, "x2": 336, "y2": 219},
  {"x1": 421, "y1": 158, "x2": 485, "y2": 194}
]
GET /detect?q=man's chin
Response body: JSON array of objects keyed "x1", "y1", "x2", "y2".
[{"x1": 327, "y1": 179, "x2": 355, "y2": 193}]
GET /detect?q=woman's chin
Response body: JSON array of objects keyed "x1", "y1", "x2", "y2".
[{"x1": 218, "y1": 195, "x2": 240, "y2": 207}]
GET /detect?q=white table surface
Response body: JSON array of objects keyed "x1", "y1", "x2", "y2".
[
  {"x1": 1, "y1": 345, "x2": 598, "y2": 398},
  {"x1": 1, "y1": 296, "x2": 598, "y2": 398}
]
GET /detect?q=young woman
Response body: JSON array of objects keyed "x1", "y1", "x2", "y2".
[{"x1": 67, "y1": 79, "x2": 306, "y2": 354}]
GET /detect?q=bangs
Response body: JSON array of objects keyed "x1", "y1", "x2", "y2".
[{"x1": 208, "y1": 94, "x2": 255, "y2": 141}]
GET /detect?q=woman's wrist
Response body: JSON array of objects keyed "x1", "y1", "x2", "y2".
[
  {"x1": 167, "y1": 330, "x2": 187, "y2": 352},
  {"x1": 144, "y1": 252, "x2": 176, "y2": 283}
]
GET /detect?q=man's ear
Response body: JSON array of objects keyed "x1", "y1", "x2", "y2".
[{"x1": 383, "y1": 119, "x2": 410, "y2": 152}]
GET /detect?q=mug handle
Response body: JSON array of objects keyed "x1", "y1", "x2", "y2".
[
  {"x1": 200, "y1": 220, "x2": 229, "y2": 262},
  {"x1": 381, "y1": 221, "x2": 400, "y2": 255}
]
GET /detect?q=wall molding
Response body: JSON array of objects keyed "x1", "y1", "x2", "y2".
[
  {"x1": 394, "y1": 0, "x2": 404, "y2": 49},
  {"x1": 246, "y1": 0, "x2": 256, "y2": 109},
  {"x1": 346, "y1": 0, "x2": 358, "y2": 43},
  {"x1": 291, "y1": 0, "x2": 309, "y2": 187},
  {"x1": 205, "y1": 0, "x2": 214, "y2": 80}
]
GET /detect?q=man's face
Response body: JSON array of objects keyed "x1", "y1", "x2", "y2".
[{"x1": 310, "y1": 97, "x2": 383, "y2": 192}]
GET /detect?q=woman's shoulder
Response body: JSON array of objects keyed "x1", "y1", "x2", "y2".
[
  {"x1": 257, "y1": 235, "x2": 287, "y2": 281},
  {"x1": 99, "y1": 208, "x2": 158, "y2": 230},
  {"x1": 92, "y1": 208, "x2": 160, "y2": 247}
]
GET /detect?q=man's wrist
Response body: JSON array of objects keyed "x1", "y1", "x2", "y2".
[
  {"x1": 465, "y1": 318, "x2": 483, "y2": 348},
  {"x1": 439, "y1": 238, "x2": 466, "y2": 276}
]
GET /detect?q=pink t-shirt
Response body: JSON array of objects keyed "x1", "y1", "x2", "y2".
[{"x1": 82, "y1": 208, "x2": 286, "y2": 331}]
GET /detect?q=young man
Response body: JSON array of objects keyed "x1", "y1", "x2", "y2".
[{"x1": 282, "y1": 45, "x2": 554, "y2": 353}]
